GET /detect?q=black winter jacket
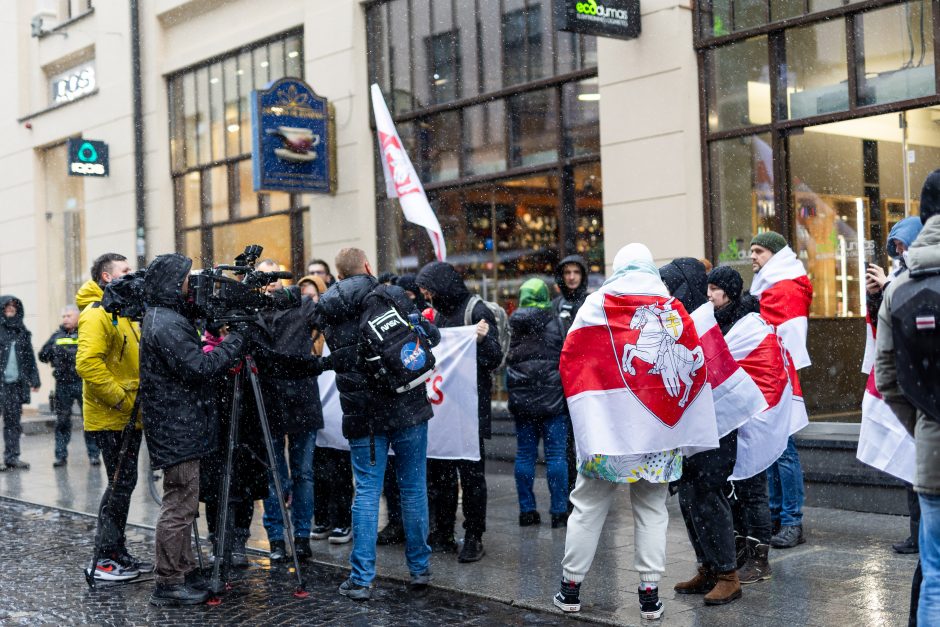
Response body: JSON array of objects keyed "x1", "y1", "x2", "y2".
[
  {"x1": 316, "y1": 274, "x2": 440, "y2": 440},
  {"x1": 416, "y1": 262, "x2": 503, "y2": 438},
  {"x1": 506, "y1": 307, "x2": 566, "y2": 420},
  {"x1": 39, "y1": 325, "x2": 81, "y2": 385},
  {"x1": 552, "y1": 255, "x2": 588, "y2": 333},
  {"x1": 258, "y1": 292, "x2": 327, "y2": 435},
  {"x1": 139, "y1": 254, "x2": 246, "y2": 470},
  {"x1": 0, "y1": 295, "x2": 40, "y2": 403}
]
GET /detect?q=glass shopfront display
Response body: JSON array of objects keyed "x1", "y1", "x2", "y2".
[
  {"x1": 366, "y1": 0, "x2": 602, "y2": 308},
  {"x1": 697, "y1": 0, "x2": 938, "y2": 420}
]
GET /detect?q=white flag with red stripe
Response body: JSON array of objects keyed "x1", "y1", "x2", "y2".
[
  {"x1": 750, "y1": 246, "x2": 813, "y2": 369},
  {"x1": 856, "y1": 314, "x2": 915, "y2": 483},
  {"x1": 727, "y1": 313, "x2": 806, "y2": 480},
  {"x1": 559, "y1": 271, "x2": 719, "y2": 460},
  {"x1": 370, "y1": 84, "x2": 447, "y2": 261},
  {"x1": 691, "y1": 303, "x2": 767, "y2": 438}
]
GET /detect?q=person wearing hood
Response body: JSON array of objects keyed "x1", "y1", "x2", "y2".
[
  {"x1": 39, "y1": 304, "x2": 100, "y2": 467},
  {"x1": 0, "y1": 295, "x2": 40, "y2": 471},
  {"x1": 139, "y1": 253, "x2": 246, "y2": 606},
  {"x1": 316, "y1": 248, "x2": 440, "y2": 601},
  {"x1": 416, "y1": 261, "x2": 503, "y2": 563},
  {"x1": 76, "y1": 253, "x2": 153, "y2": 582},
  {"x1": 553, "y1": 254, "x2": 589, "y2": 332},
  {"x1": 659, "y1": 258, "x2": 710, "y2": 313},
  {"x1": 875, "y1": 172, "x2": 940, "y2": 626},
  {"x1": 507, "y1": 278, "x2": 569, "y2": 528},
  {"x1": 705, "y1": 267, "x2": 773, "y2": 586}
]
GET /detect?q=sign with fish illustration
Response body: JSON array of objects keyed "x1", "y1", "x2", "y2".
[{"x1": 251, "y1": 77, "x2": 335, "y2": 194}]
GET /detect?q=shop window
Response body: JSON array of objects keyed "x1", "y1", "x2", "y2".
[
  {"x1": 464, "y1": 101, "x2": 507, "y2": 177},
  {"x1": 222, "y1": 57, "x2": 240, "y2": 158},
  {"x1": 508, "y1": 89, "x2": 559, "y2": 168},
  {"x1": 563, "y1": 78, "x2": 601, "y2": 158},
  {"x1": 858, "y1": 0, "x2": 935, "y2": 107},
  {"x1": 707, "y1": 36, "x2": 770, "y2": 132},
  {"x1": 573, "y1": 163, "x2": 604, "y2": 274},
  {"x1": 213, "y1": 214, "x2": 291, "y2": 269},
  {"x1": 208, "y1": 165, "x2": 229, "y2": 223},
  {"x1": 420, "y1": 110, "x2": 461, "y2": 183},
  {"x1": 710, "y1": 133, "x2": 776, "y2": 286},
  {"x1": 179, "y1": 172, "x2": 201, "y2": 228},
  {"x1": 502, "y1": 5, "x2": 543, "y2": 87},
  {"x1": 183, "y1": 229, "x2": 202, "y2": 265},
  {"x1": 233, "y1": 160, "x2": 259, "y2": 218},
  {"x1": 427, "y1": 30, "x2": 461, "y2": 104},
  {"x1": 785, "y1": 20, "x2": 849, "y2": 119}
]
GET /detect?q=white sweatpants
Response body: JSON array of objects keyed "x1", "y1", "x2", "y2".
[{"x1": 561, "y1": 473, "x2": 669, "y2": 584}]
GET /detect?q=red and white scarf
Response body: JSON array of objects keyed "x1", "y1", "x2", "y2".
[{"x1": 750, "y1": 246, "x2": 813, "y2": 370}]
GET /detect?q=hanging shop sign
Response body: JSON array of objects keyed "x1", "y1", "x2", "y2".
[
  {"x1": 251, "y1": 77, "x2": 335, "y2": 194},
  {"x1": 553, "y1": 0, "x2": 641, "y2": 41},
  {"x1": 66, "y1": 138, "x2": 109, "y2": 177}
]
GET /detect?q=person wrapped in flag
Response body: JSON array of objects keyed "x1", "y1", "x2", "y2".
[{"x1": 552, "y1": 244, "x2": 719, "y2": 621}]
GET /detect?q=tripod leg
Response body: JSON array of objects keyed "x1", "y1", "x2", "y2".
[
  {"x1": 245, "y1": 355, "x2": 306, "y2": 594},
  {"x1": 210, "y1": 366, "x2": 244, "y2": 595},
  {"x1": 193, "y1": 518, "x2": 205, "y2": 572}
]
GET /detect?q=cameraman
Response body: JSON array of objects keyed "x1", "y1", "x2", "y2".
[
  {"x1": 139, "y1": 254, "x2": 246, "y2": 606},
  {"x1": 316, "y1": 247, "x2": 440, "y2": 600}
]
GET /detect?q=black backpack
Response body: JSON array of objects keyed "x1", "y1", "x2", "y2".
[
  {"x1": 359, "y1": 285, "x2": 436, "y2": 394},
  {"x1": 891, "y1": 268, "x2": 940, "y2": 421}
]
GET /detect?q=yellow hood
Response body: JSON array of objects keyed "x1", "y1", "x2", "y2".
[{"x1": 75, "y1": 279, "x2": 103, "y2": 310}]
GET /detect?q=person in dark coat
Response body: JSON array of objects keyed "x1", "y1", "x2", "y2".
[
  {"x1": 507, "y1": 278, "x2": 569, "y2": 528},
  {"x1": 672, "y1": 263, "x2": 744, "y2": 605},
  {"x1": 0, "y1": 295, "x2": 40, "y2": 471},
  {"x1": 140, "y1": 253, "x2": 245, "y2": 606},
  {"x1": 416, "y1": 261, "x2": 503, "y2": 563},
  {"x1": 659, "y1": 257, "x2": 710, "y2": 313},
  {"x1": 316, "y1": 247, "x2": 440, "y2": 600},
  {"x1": 255, "y1": 259, "x2": 330, "y2": 559},
  {"x1": 39, "y1": 304, "x2": 100, "y2": 466}
]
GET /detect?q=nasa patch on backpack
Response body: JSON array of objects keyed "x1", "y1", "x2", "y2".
[
  {"x1": 916, "y1": 315, "x2": 937, "y2": 331},
  {"x1": 400, "y1": 341, "x2": 427, "y2": 371}
]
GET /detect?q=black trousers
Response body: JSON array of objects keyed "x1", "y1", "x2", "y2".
[
  {"x1": 911, "y1": 559, "x2": 922, "y2": 627},
  {"x1": 565, "y1": 414, "x2": 577, "y2": 501},
  {"x1": 92, "y1": 428, "x2": 142, "y2": 554},
  {"x1": 313, "y1": 446, "x2": 353, "y2": 529},
  {"x1": 53, "y1": 382, "x2": 100, "y2": 461},
  {"x1": 678, "y1": 430, "x2": 738, "y2": 572},
  {"x1": 427, "y1": 439, "x2": 487, "y2": 538},
  {"x1": 1, "y1": 384, "x2": 23, "y2": 464},
  {"x1": 907, "y1": 484, "x2": 922, "y2": 545},
  {"x1": 729, "y1": 470, "x2": 773, "y2": 544}
]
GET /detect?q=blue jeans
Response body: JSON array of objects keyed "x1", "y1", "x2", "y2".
[
  {"x1": 767, "y1": 436, "x2": 804, "y2": 527},
  {"x1": 514, "y1": 414, "x2": 570, "y2": 516},
  {"x1": 919, "y1": 493, "x2": 940, "y2": 625},
  {"x1": 263, "y1": 430, "x2": 316, "y2": 541},
  {"x1": 348, "y1": 423, "x2": 430, "y2": 587}
]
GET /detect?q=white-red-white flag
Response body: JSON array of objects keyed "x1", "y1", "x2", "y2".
[
  {"x1": 690, "y1": 303, "x2": 767, "y2": 438},
  {"x1": 559, "y1": 271, "x2": 719, "y2": 461},
  {"x1": 370, "y1": 84, "x2": 446, "y2": 261},
  {"x1": 856, "y1": 315, "x2": 915, "y2": 483},
  {"x1": 727, "y1": 313, "x2": 807, "y2": 480},
  {"x1": 749, "y1": 246, "x2": 813, "y2": 369}
]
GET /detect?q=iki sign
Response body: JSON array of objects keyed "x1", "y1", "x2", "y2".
[
  {"x1": 67, "y1": 138, "x2": 109, "y2": 177},
  {"x1": 554, "y1": 0, "x2": 641, "y2": 40}
]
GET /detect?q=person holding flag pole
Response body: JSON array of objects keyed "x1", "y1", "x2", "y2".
[{"x1": 552, "y1": 244, "x2": 719, "y2": 621}]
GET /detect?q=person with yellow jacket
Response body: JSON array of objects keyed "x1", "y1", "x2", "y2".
[{"x1": 76, "y1": 252, "x2": 153, "y2": 582}]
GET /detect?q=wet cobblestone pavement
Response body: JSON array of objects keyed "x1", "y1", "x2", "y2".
[{"x1": 0, "y1": 498, "x2": 565, "y2": 626}]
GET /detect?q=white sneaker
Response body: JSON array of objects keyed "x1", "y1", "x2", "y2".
[{"x1": 87, "y1": 558, "x2": 140, "y2": 581}]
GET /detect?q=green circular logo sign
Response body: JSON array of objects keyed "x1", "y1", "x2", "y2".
[{"x1": 78, "y1": 142, "x2": 98, "y2": 163}]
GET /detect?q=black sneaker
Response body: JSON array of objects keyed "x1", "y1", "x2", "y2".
[
  {"x1": 150, "y1": 582, "x2": 209, "y2": 606},
  {"x1": 328, "y1": 527, "x2": 352, "y2": 545},
  {"x1": 294, "y1": 537, "x2": 312, "y2": 560},
  {"x1": 458, "y1": 535, "x2": 485, "y2": 563},
  {"x1": 377, "y1": 522, "x2": 405, "y2": 545},
  {"x1": 269, "y1": 539, "x2": 287, "y2": 562},
  {"x1": 410, "y1": 570, "x2": 431, "y2": 590},
  {"x1": 551, "y1": 512, "x2": 569, "y2": 529},
  {"x1": 5, "y1": 459, "x2": 29, "y2": 470},
  {"x1": 519, "y1": 511, "x2": 541, "y2": 527},
  {"x1": 115, "y1": 549, "x2": 154, "y2": 574},
  {"x1": 553, "y1": 579, "x2": 581, "y2": 612},
  {"x1": 311, "y1": 524, "x2": 331, "y2": 541},
  {"x1": 893, "y1": 537, "x2": 919, "y2": 554},
  {"x1": 53, "y1": 458, "x2": 67, "y2": 468},
  {"x1": 770, "y1": 524, "x2": 805, "y2": 549},
  {"x1": 638, "y1": 586, "x2": 664, "y2": 620},
  {"x1": 338, "y1": 578, "x2": 372, "y2": 601},
  {"x1": 428, "y1": 532, "x2": 458, "y2": 554}
]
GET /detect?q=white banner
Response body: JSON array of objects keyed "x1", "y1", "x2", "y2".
[{"x1": 316, "y1": 327, "x2": 480, "y2": 460}]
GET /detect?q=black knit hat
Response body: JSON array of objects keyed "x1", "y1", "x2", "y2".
[
  {"x1": 920, "y1": 169, "x2": 940, "y2": 225},
  {"x1": 707, "y1": 266, "x2": 744, "y2": 302}
]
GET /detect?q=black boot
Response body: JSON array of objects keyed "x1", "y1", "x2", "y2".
[
  {"x1": 458, "y1": 534, "x2": 485, "y2": 563},
  {"x1": 519, "y1": 511, "x2": 541, "y2": 527},
  {"x1": 269, "y1": 540, "x2": 288, "y2": 562},
  {"x1": 294, "y1": 537, "x2": 312, "y2": 560},
  {"x1": 231, "y1": 531, "x2": 250, "y2": 568},
  {"x1": 150, "y1": 583, "x2": 209, "y2": 606}
]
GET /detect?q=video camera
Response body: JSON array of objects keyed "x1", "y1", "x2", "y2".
[{"x1": 101, "y1": 244, "x2": 299, "y2": 324}]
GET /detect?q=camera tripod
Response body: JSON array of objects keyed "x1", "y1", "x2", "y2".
[{"x1": 210, "y1": 353, "x2": 308, "y2": 599}]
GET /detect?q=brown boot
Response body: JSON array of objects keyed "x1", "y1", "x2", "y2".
[
  {"x1": 674, "y1": 565, "x2": 716, "y2": 594},
  {"x1": 735, "y1": 534, "x2": 747, "y2": 569},
  {"x1": 704, "y1": 571, "x2": 742, "y2": 605},
  {"x1": 737, "y1": 537, "x2": 772, "y2": 584}
]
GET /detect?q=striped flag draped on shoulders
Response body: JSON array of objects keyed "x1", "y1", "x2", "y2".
[
  {"x1": 726, "y1": 313, "x2": 807, "y2": 480},
  {"x1": 750, "y1": 246, "x2": 813, "y2": 370},
  {"x1": 559, "y1": 266, "x2": 720, "y2": 466}
]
